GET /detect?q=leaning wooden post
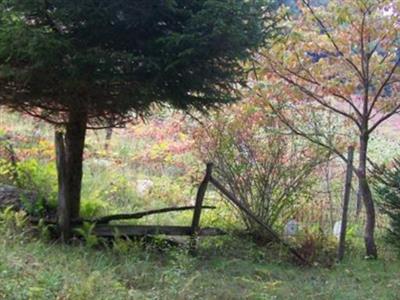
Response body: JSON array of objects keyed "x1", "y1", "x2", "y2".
[
  {"x1": 189, "y1": 163, "x2": 213, "y2": 254},
  {"x1": 337, "y1": 146, "x2": 354, "y2": 262},
  {"x1": 210, "y1": 176, "x2": 307, "y2": 264},
  {"x1": 55, "y1": 131, "x2": 71, "y2": 242}
]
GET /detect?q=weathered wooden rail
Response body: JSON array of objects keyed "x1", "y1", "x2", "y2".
[
  {"x1": 79, "y1": 205, "x2": 216, "y2": 225},
  {"x1": 92, "y1": 225, "x2": 224, "y2": 237},
  {"x1": 33, "y1": 163, "x2": 305, "y2": 261},
  {"x1": 209, "y1": 171, "x2": 306, "y2": 263},
  {"x1": 55, "y1": 163, "x2": 223, "y2": 252}
]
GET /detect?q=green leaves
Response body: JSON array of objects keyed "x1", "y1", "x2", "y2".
[
  {"x1": 373, "y1": 158, "x2": 400, "y2": 254},
  {"x1": 335, "y1": 6, "x2": 351, "y2": 25},
  {"x1": 0, "y1": 0, "x2": 277, "y2": 124}
]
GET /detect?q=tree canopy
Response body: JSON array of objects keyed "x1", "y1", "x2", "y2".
[
  {"x1": 0, "y1": 0, "x2": 276, "y2": 239},
  {"x1": 257, "y1": 0, "x2": 400, "y2": 257},
  {"x1": 0, "y1": 0, "x2": 273, "y2": 126}
]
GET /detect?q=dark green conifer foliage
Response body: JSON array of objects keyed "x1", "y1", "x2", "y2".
[
  {"x1": 0, "y1": 0, "x2": 276, "y2": 238},
  {"x1": 0, "y1": 0, "x2": 272, "y2": 121},
  {"x1": 374, "y1": 159, "x2": 400, "y2": 253}
]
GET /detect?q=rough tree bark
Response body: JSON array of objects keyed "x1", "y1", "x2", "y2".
[
  {"x1": 55, "y1": 131, "x2": 69, "y2": 241},
  {"x1": 358, "y1": 133, "x2": 377, "y2": 258},
  {"x1": 356, "y1": 181, "x2": 363, "y2": 217},
  {"x1": 56, "y1": 109, "x2": 87, "y2": 240},
  {"x1": 337, "y1": 146, "x2": 354, "y2": 262}
]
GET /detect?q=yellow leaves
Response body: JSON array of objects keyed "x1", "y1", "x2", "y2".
[
  {"x1": 259, "y1": 0, "x2": 400, "y2": 128},
  {"x1": 335, "y1": 6, "x2": 351, "y2": 25},
  {"x1": 289, "y1": 31, "x2": 305, "y2": 44},
  {"x1": 177, "y1": 132, "x2": 187, "y2": 142},
  {"x1": 0, "y1": 159, "x2": 13, "y2": 176},
  {"x1": 149, "y1": 141, "x2": 169, "y2": 160}
]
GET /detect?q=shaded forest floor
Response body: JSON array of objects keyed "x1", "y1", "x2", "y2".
[{"x1": 1, "y1": 224, "x2": 399, "y2": 300}]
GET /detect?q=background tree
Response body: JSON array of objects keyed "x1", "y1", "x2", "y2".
[
  {"x1": 192, "y1": 97, "x2": 327, "y2": 240},
  {"x1": 259, "y1": 0, "x2": 400, "y2": 257},
  {"x1": 0, "y1": 0, "x2": 276, "y2": 239}
]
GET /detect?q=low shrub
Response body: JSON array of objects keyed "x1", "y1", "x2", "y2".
[
  {"x1": 16, "y1": 159, "x2": 57, "y2": 207},
  {"x1": 80, "y1": 198, "x2": 110, "y2": 218},
  {"x1": 0, "y1": 206, "x2": 29, "y2": 235},
  {"x1": 293, "y1": 228, "x2": 337, "y2": 267},
  {"x1": 193, "y1": 100, "x2": 327, "y2": 237}
]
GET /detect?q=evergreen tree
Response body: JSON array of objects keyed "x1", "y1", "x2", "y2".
[
  {"x1": 374, "y1": 159, "x2": 400, "y2": 253},
  {"x1": 0, "y1": 0, "x2": 276, "y2": 239}
]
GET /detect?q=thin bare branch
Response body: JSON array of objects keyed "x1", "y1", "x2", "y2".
[
  {"x1": 368, "y1": 103, "x2": 400, "y2": 134},
  {"x1": 269, "y1": 65, "x2": 362, "y2": 129},
  {"x1": 302, "y1": 0, "x2": 364, "y2": 81},
  {"x1": 368, "y1": 57, "x2": 400, "y2": 116},
  {"x1": 263, "y1": 96, "x2": 348, "y2": 164}
]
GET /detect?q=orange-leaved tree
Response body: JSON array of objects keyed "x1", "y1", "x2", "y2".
[{"x1": 259, "y1": 0, "x2": 400, "y2": 258}]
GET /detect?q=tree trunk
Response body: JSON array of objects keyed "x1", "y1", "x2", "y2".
[
  {"x1": 55, "y1": 131, "x2": 69, "y2": 241},
  {"x1": 56, "y1": 110, "x2": 87, "y2": 240},
  {"x1": 104, "y1": 128, "x2": 113, "y2": 151},
  {"x1": 325, "y1": 159, "x2": 334, "y2": 229},
  {"x1": 358, "y1": 134, "x2": 377, "y2": 258},
  {"x1": 355, "y1": 181, "x2": 362, "y2": 217},
  {"x1": 337, "y1": 146, "x2": 354, "y2": 262}
]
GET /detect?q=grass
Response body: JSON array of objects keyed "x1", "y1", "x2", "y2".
[
  {"x1": 0, "y1": 222, "x2": 400, "y2": 300},
  {"x1": 1, "y1": 110, "x2": 400, "y2": 299}
]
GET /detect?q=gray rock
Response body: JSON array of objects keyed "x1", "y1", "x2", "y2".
[
  {"x1": 0, "y1": 184, "x2": 40, "y2": 210},
  {"x1": 284, "y1": 219, "x2": 299, "y2": 237},
  {"x1": 333, "y1": 220, "x2": 342, "y2": 239},
  {"x1": 136, "y1": 179, "x2": 154, "y2": 197}
]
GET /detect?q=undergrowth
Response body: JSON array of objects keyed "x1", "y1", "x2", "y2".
[{"x1": 0, "y1": 215, "x2": 400, "y2": 300}]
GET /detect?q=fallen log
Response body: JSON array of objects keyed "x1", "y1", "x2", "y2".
[
  {"x1": 90, "y1": 224, "x2": 225, "y2": 238},
  {"x1": 29, "y1": 205, "x2": 216, "y2": 225},
  {"x1": 88, "y1": 205, "x2": 216, "y2": 224}
]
